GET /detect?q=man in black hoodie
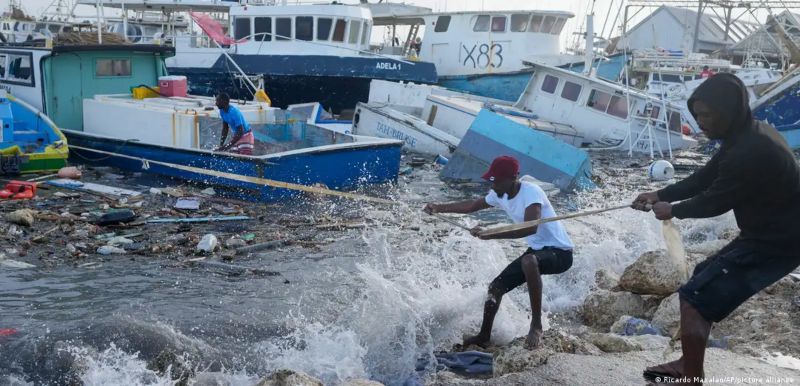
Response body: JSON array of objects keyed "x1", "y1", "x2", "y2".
[{"x1": 632, "y1": 73, "x2": 800, "y2": 385}]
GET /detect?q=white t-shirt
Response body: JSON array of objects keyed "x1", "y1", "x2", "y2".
[{"x1": 485, "y1": 181, "x2": 574, "y2": 251}]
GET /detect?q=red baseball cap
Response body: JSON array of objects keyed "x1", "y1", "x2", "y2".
[{"x1": 481, "y1": 156, "x2": 519, "y2": 181}]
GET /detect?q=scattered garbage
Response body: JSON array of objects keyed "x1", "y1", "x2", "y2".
[
  {"x1": 149, "y1": 188, "x2": 162, "y2": 195},
  {"x1": 106, "y1": 236, "x2": 134, "y2": 246},
  {"x1": 0, "y1": 254, "x2": 36, "y2": 269},
  {"x1": 174, "y1": 197, "x2": 201, "y2": 210},
  {"x1": 0, "y1": 181, "x2": 37, "y2": 199},
  {"x1": 57, "y1": 166, "x2": 82, "y2": 180},
  {"x1": 241, "y1": 233, "x2": 256, "y2": 242},
  {"x1": 6, "y1": 209, "x2": 36, "y2": 227},
  {"x1": 47, "y1": 179, "x2": 142, "y2": 197},
  {"x1": 0, "y1": 328, "x2": 17, "y2": 336},
  {"x1": 225, "y1": 237, "x2": 247, "y2": 249},
  {"x1": 613, "y1": 316, "x2": 662, "y2": 336},
  {"x1": 434, "y1": 154, "x2": 449, "y2": 165},
  {"x1": 196, "y1": 234, "x2": 219, "y2": 253},
  {"x1": 409, "y1": 157, "x2": 427, "y2": 167},
  {"x1": 95, "y1": 209, "x2": 138, "y2": 226},
  {"x1": 97, "y1": 246, "x2": 127, "y2": 255},
  {"x1": 399, "y1": 166, "x2": 413, "y2": 175},
  {"x1": 200, "y1": 187, "x2": 216, "y2": 196},
  {"x1": 146, "y1": 216, "x2": 250, "y2": 224}
]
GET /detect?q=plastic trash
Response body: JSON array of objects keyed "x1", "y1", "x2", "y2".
[
  {"x1": 97, "y1": 246, "x2": 126, "y2": 255},
  {"x1": 106, "y1": 237, "x2": 134, "y2": 246},
  {"x1": 175, "y1": 197, "x2": 201, "y2": 210},
  {"x1": 434, "y1": 154, "x2": 449, "y2": 165},
  {"x1": 95, "y1": 209, "x2": 137, "y2": 226},
  {"x1": 649, "y1": 160, "x2": 675, "y2": 181},
  {"x1": 615, "y1": 316, "x2": 661, "y2": 336},
  {"x1": 57, "y1": 166, "x2": 82, "y2": 179},
  {"x1": 197, "y1": 234, "x2": 219, "y2": 253}
]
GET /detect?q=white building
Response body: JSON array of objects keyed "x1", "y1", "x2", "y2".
[{"x1": 618, "y1": 5, "x2": 760, "y2": 54}]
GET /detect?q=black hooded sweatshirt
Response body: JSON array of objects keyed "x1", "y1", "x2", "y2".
[{"x1": 657, "y1": 73, "x2": 800, "y2": 257}]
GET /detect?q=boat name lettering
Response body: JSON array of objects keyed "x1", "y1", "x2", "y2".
[
  {"x1": 461, "y1": 43, "x2": 503, "y2": 69},
  {"x1": 376, "y1": 62, "x2": 402, "y2": 71},
  {"x1": 376, "y1": 122, "x2": 417, "y2": 147}
]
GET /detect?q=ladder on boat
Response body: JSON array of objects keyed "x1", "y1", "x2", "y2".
[{"x1": 403, "y1": 23, "x2": 421, "y2": 56}]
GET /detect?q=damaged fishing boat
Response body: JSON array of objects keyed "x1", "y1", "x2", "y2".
[
  {"x1": 0, "y1": 91, "x2": 68, "y2": 174},
  {"x1": 0, "y1": 42, "x2": 402, "y2": 201}
]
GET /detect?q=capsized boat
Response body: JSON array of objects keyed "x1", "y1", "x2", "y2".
[{"x1": 0, "y1": 91, "x2": 68, "y2": 174}]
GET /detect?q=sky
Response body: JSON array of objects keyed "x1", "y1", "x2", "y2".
[{"x1": 4, "y1": 0, "x2": 773, "y2": 50}]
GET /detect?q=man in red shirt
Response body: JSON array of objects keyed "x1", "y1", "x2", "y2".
[{"x1": 699, "y1": 65, "x2": 715, "y2": 79}]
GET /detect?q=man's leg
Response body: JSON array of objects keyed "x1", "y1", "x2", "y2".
[
  {"x1": 520, "y1": 253, "x2": 543, "y2": 349},
  {"x1": 680, "y1": 297, "x2": 712, "y2": 384},
  {"x1": 463, "y1": 286, "x2": 505, "y2": 347}
]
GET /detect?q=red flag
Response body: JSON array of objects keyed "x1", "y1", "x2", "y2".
[{"x1": 190, "y1": 12, "x2": 247, "y2": 45}]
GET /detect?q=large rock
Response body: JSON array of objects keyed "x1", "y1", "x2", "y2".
[
  {"x1": 582, "y1": 290, "x2": 649, "y2": 330},
  {"x1": 651, "y1": 293, "x2": 681, "y2": 337},
  {"x1": 493, "y1": 330, "x2": 601, "y2": 377},
  {"x1": 255, "y1": 369, "x2": 323, "y2": 386},
  {"x1": 618, "y1": 250, "x2": 687, "y2": 296},
  {"x1": 594, "y1": 269, "x2": 619, "y2": 290},
  {"x1": 588, "y1": 333, "x2": 670, "y2": 353}
]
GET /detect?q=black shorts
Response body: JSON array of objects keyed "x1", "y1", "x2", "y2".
[
  {"x1": 490, "y1": 247, "x2": 574, "y2": 295},
  {"x1": 679, "y1": 239, "x2": 800, "y2": 323}
]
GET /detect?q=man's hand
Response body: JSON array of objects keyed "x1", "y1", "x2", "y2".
[
  {"x1": 470, "y1": 226, "x2": 489, "y2": 240},
  {"x1": 423, "y1": 203, "x2": 440, "y2": 215},
  {"x1": 632, "y1": 191, "x2": 659, "y2": 211},
  {"x1": 652, "y1": 202, "x2": 673, "y2": 220}
]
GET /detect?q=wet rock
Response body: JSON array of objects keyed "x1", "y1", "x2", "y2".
[
  {"x1": 588, "y1": 333, "x2": 670, "y2": 353},
  {"x1": 618, "y1": 250, "x2": 686, "y2": 296},
  {"x1": 342, "y1": 380, "x2": 384, "y2": 386},
  {"x1": 224, "y1": 237, "x2": 247, "y2": 249},
  {"x1": 582, "y1": 290, "x2": 649, "y2": 330},
  {"x1": 594, "y1": 269, "x2": 619, "y2": 290},
  {"x1": 493, "y1": 338, "x2": 554, "y2": 377},
  {"x1": 254, "y1": 369, "x2": 323, "y2": 386},
  {"x1": 6, "y1": 209, "x2": 35, "y2": 227},
  {"x1": 97, "y1": 245, "x2": 126, "y2": 255},
  {"x1": 146, "y1": 350, "x2": 194, "y2": 386},
  {"x1": 651, "y1": 293, "x2": 681, "y2": 337}
]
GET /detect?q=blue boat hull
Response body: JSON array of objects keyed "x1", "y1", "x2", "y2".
[
  {"x1": 440, "y1": 109, "x2": 595, "y2": 192},
  {"x1": 438, "y1": 54, "x2": 628, "y2": 102},
  {"x1": 168, "y1": 55, "x2": 437, "y2": 113},
  {"x1": 63, "y1": 130, "x2": 402, "y2": 202},
  {"x1": 753, "y1": 80, "x2": 800, "y2": 149}
]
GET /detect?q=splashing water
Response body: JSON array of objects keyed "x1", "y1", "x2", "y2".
[{"x1": 662, "y1": 219, "x2": 689, "y2": 280}]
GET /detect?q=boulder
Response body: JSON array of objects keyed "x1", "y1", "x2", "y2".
[
  {"x1": 146, "y1": 350, "x2": 194, "y2": 386},
  {"x1": 255, "y1": 369, "x2": 323, "y2": 386},
  {"x1": 588, "y1": 333, "x2": 670, "y2": 353},
  {"x1": 342, "y1": 380, "x2": 384, "y2": 386},
  {"x1": 594, "y1": 269, "x2": 619, "y2": 290},
  {"x1": 651, "y1": 293, "x2": 681, "y2": 337},
  {"x1": 582, "y1": 290, "x2": 649, "y2": 330},
  {"x1": 6, "y1": 209, "x2": 35, "y2": 227},
  {"x1": 493, "y1": 330, "x2": 601, "y2": 377},
  {"x1": 618, "y1": 250, "x2": 686, "y2": 296}
]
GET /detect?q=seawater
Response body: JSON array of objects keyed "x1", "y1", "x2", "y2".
[{"x1": 0, "y1": 165, "x2": 738, "y2": 385}]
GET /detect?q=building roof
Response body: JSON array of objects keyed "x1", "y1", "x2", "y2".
[
  {"x1": 728, "y1": 10, "x2": 800, "y2": 56},
  {"x1": 625, "y1": 5, "x2": 760, "y2": 47}
]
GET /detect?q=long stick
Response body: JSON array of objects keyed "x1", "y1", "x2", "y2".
[
  {"x1": 479, "y1": 204, "x2": 631, "y2": 237},
  {"x1": 431, "y1": 213, "x2": 472, "y2": 231}
]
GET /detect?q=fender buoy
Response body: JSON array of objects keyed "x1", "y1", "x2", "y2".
[{"x1": 649, "y1": 160, "x2": 675, "y2": 181}]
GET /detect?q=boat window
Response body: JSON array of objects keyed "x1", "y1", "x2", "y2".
[
  {"x1": 348, "y1": 20, "x2": 361, "y2": 44},
  {"x1": 7, "y1": 54, "x2": 33, "y2": 84},
  {"x1": 276, "y1": 17, "x2": 291, "y2": 40},
  {"x1": 361, "y1": 22, "x2": 370, "y2": 45},
  {"x1": 255, "y1": 17, "x2": 272, "y2": 41},
  {"x1": 317, "y1": 17, "x2": 332, "y2": 41},
  {"x1": 541, "y1": 74, "x2": 559, "y2": 94},
  {"x1": 587, "y1": 89, "x2": 611, "y2": 112},
  {"x1": 541, "y1": 16, "x2": 556, "y2": 34},
  {"x1": 48, "y1": 24, "x2": 61, "y2": 33},
  {"x1": 473, "y1": 15, "x2": 490, "y2": 32},
  {"x1": 234, "y1": 17, "x2": 251, "y2": 40},
  {"x1": 511, "y1": 14, "x2": 529, "y2": 32},
  {"x1": 668, "y1": 111, "x2": 682, "y2": 132},
  {"x1": 529, "y1": 14, "x2": 543, "y2": 32},
  {"x1": 0, "y1": 55, "x2": 6, "y2": 79},
  {"x1": 95, "y1": 58, "x2": 131, "y2": 77},
  {"x1": 551, "y1": 17, "x2": 567, "y2": 35},
  {"x1": 607, "y1": 95, "x2": 629, "y2": 119},
  {"x1": 560, "y1": 81, "x2": 582, "y2": 102},
  {"x1": 296, "y1": 16, "x2": 313, "y2": 41},
  {"x1": 332, "y1": 18, "x2": 346, "y2": 42},
  {"x1": 491, "y1": 16, "x2": 506, "y2": 32},
  {"x1": 649, "y1": 105, "x2": 661, "y2": 119},
  {"x1": 434, "y1": 16, "x2": 451, "y2": 32},
  {"x1": 658, "y1": 74, "x2": 682, "y2": 83}
]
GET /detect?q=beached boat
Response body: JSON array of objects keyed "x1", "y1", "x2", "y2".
[
  {"x1": 0, "y1": 91, "x2": 68, "y2": 174},
  {"x1": 441, "y1": 109, "x2": 594, "y2": 192},
  {"x1": 79, "y1": 0, "x2": 438, "y2": 114},
  {"x1": 0, "y1": 42, "x2": 402, "y2": 201},
  {"x1": 752, "y1": 67, "x2": 800, "y2": 149}
]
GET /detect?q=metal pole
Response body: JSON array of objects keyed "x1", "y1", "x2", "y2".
[
  {"x1": 692, "y1": 0, "x2": 703, "y2": 53},
  {"x1": 122, "y1": 0, "x2": 128, "y2": 42},
  {"x1": 96, "y1": 0, "x2": 103, "y2": 44},
  {"x1": 585, "y1": 14, "x2": 594, "y2": 77}
]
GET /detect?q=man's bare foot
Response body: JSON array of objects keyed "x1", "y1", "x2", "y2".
[
  {"x1": 463, "y1": 334, "x2": 490, "y2": 348},
  {"x1": 524, "y1": 327, "x2": 543, "y2": 349}
]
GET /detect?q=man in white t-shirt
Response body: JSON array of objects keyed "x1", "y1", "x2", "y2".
[{"x1": 424, "y1": 155, "x2": 574, "y2": 349}]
